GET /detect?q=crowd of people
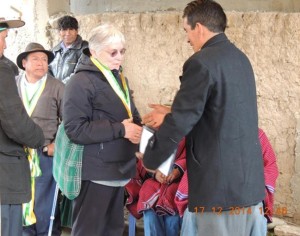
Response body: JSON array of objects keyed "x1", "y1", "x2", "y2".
[{"x1": 0, "y1": 1, "x2": 279, "y2": 236}]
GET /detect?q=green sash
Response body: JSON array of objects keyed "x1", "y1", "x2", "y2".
[
  {"x1": 90, "y1": 57, "x2": 132, "y2": 118},
  {"x1": 21, "y1": 77, "x2": 46, "y2": 226}
]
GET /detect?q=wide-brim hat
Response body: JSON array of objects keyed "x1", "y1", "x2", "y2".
[
  {"x1": 17, "y1": 42, "x2": 54, "y2": 70},
  {"x1": 0, "y1": 18, "x2": 25, "y2": 32}
]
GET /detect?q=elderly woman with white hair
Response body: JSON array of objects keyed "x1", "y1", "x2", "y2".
[{"x1": 63, "y1": 23, "x2": 142, "y2": 235}]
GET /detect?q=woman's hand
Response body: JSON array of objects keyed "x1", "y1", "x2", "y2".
[{"x1": 122, "y1": 118, "x2": 142, "y2": 144}]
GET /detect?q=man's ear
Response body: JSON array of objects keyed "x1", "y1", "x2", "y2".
[
  {"x1": 195, "y1": 22, "x2": 204, "y2": 33},
  {"x1": 22, "y1": 59, "x2": 26, "y2": 69}
]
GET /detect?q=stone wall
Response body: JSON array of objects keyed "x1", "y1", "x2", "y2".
[{"x1": 5, "y1": 11, "x2": 300, "y2": 224}]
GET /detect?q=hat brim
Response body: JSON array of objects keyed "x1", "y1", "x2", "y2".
[
  {"x1": 0, "y1": 19, "x2": 25, "y2": 29},
  {"x1": 17, "y1": 50, "x2": 54, "y2": 70}
]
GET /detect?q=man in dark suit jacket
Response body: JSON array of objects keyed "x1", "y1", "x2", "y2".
[
  {"x1": 0, "y1": 18, "x2": 45, "y2": 236},
  {"x1": 142, "y1": 1, "x2": 267, "y2": 235}
]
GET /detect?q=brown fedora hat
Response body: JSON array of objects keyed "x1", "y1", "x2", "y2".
[
  {"x1": 16, "y1": 42, "x2": 54, "y2": 70},
  {"x1": 0, "y1": 18, "x2": 25, "y2": 32}
]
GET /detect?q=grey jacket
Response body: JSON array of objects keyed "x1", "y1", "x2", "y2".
[
  {"x1": 0, "y1": 62, "x2": 45, "y2": 204},
  {"x1": 48, "y1": 35, "x2": 88, "y2": 84},
  {"x1": 15, "y1": 74, "x2": 65, "y2": 146}
]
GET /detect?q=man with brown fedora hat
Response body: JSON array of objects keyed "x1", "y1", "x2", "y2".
[
  {"x1": 15, "y1": 42, "x2": 64, "y2": 236},
  {"x1": 1, "y1": 20, "x2": 45, "y2": 236}
]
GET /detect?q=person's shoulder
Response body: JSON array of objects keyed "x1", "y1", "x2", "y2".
[
  {"x1": 81, "y1": 40, "x2": 88, "y2": 48},
  {"x1": 0, "y1": 61, "x2": 15, "y2": 77},
  {"x1": 52, "y1": 42, "x2": 62, "y2": 52},
  {"x1": 0, "y1": 60, "x2": 10, "y2": 69},
  {"x1": 73, "y1": 35, "x2": 88, "y2": 49},
  {"x1": 183, "y1": 52, "x2": 207, "y2": 69},
  {"x1": 46, "y1": 74, "x2": 65, "y2": 87},
  {"x1": 66, "y1": 72, "x2": 95, "y2": 95}
]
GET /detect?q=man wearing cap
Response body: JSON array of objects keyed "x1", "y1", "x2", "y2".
[
  {"x1": 0, "y1": 19, "x2": 45, "y2": 236},
  {"x1": 15, "y1": 42, "x2": 64, "y2": 236}
]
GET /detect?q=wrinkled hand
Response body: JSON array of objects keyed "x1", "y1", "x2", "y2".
[
  {"x1": 122, "y1": 118, "x2": 142, "y2": 144},
  {"x1": 165, "y1": 168, "x2": 181, "y2": 184},
  {"x1": 142, "y1": 104, "x2": 171, "y2": 129}
]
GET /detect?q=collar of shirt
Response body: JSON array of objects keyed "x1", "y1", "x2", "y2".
[
  {"x1": 60, "y1": 41, "x2": 73, "y2": 53},
  {"x1": 21, "y1": 73, "x2": 47, "y2": 101}
]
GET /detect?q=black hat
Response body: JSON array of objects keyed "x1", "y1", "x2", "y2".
[
  {"x1": 16, "y1": 42, "x2": 54, "y2": 70},
  {"x1": 0, "y1": 18, "x2": 25, "y2": 32}
]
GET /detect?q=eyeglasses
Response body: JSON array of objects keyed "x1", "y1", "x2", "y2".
[{"x1": 107, "y1": 48, "x2": 126, "y2": 57}]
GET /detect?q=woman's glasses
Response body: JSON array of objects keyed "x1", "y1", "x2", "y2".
[{"x1": 108, "y1": 48, "x2": 126, "y2": 57}]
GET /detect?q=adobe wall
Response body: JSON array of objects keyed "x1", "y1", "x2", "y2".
[
  {"x1": 56, "y1": 11, "x2": 300, "y2": 224},
  {"x1": 5, "y1": 11, "x2": 300, "y2": 224}
]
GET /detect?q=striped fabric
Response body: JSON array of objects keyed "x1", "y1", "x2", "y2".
[
  {"x1": 259, "y1": 128, "x2": 279, "y2": 222},
  {"x1": 175, "y1": 128, "x2": 279, "y2": 222},
  {"x1": 125, "y1": 138, "x2": 186, "y2": 218},
  {"x1": 174, "y1": 171, "x2": 188, "y2": 217}
]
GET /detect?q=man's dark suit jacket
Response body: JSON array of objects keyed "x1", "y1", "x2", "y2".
[{"x1": 143, "y1": 33, "x2": 265, "y2": 211}]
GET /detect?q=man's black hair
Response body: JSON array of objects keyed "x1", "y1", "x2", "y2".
[
  {"x1": 183, "y1": 0, "x2": 227, "y2": 33},
  {"x1": 58, "y1": 15, "x2": 79, "y2": 30}
]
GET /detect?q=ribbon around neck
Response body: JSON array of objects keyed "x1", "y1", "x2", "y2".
[{"x1": 90, "y1": 56, "x2": 132, "y2": 118}]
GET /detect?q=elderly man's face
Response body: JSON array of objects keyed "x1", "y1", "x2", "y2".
[
  {"x1": 22, "y1": 52, "x2": 48, "y2": 81},
  {"x1": 0, "y1": 30, "x2": 8, "y2": 58}
]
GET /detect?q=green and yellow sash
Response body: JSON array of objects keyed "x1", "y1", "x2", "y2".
[
  {"x1": 90, "y1": 57, "x2": 132, "y2": 118},
  {"x1": 21, "y1": 77, "x2": 46, "y2": 226}
]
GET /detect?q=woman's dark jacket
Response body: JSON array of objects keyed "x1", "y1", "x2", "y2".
[
  {"x1": 0, "y1": 62, "x2": 45, "y2": 204},
  {"x1": 63, "y1": 54, "x2": 141, "y2": 181}
]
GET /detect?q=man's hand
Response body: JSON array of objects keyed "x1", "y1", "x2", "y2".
[
  {"x1": 136, "y1": 152, "x2": 157, "y2": 173},
  {"x1": 46, "y1": 142, "x2": 55, "y2": 156},
  {"x1": 142, "y1": 104, "x2": 171, "y2": 128},
  {"x1": 135, "y1": 151, "x2": 143, "y2": 160}
]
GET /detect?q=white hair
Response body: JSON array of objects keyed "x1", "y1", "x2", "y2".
[{"x1": 88, "y1": 23, "x2": 125, "y2": 53}]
